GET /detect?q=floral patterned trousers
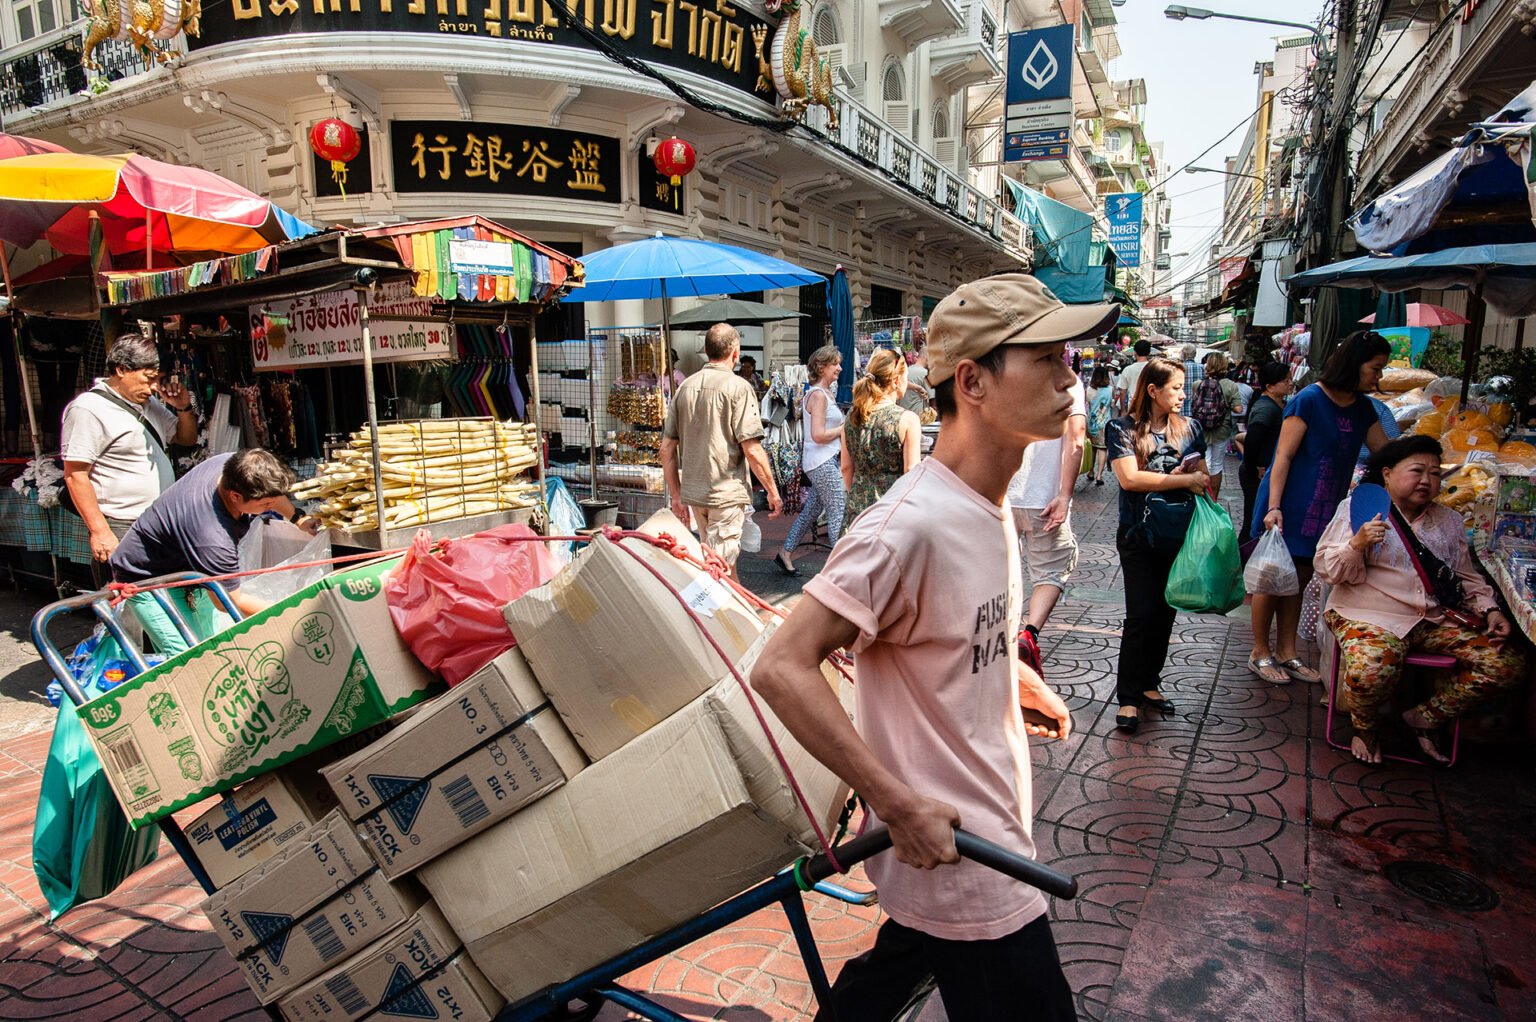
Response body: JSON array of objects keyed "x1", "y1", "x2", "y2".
[{"x1": 1324, "y1": 609, "x2": 1525, "y2": 734}]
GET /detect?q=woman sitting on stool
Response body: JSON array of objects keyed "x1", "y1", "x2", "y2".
[{"x1": 1315, "y1": 435, "x2": 1523, "y2": 765}]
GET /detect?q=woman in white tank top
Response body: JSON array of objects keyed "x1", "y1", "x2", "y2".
[{"x1": 774, "y1": 345, "x2": 846, "y2": 575}]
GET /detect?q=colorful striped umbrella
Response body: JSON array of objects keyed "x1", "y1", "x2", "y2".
[{"x1": 0, "y1": 152, "x2": 315, "y2": 259}]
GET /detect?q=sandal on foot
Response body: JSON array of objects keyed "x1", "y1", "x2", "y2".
[
  {"x1": 1278, "y1": 658, "x2": 1321, "y2": 683},
  {"x1": 1249, "y1": 656, "x2": 1291, "y2": 684},
  {"x1": 774, "y1": 553, "x2": 800, "y2": 577}
]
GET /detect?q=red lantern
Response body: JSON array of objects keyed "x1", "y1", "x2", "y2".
[
  {"x1": 652, "y1": 136, "x2": 695, "y2": 210},
  {"x1": 309, "y1": 118, "x2": 362, "y2": 197}
]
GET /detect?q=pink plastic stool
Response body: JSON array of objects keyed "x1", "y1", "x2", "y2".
[{"x1": 1326, "y1": 644, "x2": 1461, "y2": 766}]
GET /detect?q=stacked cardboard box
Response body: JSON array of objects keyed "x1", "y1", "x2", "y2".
[
  {"x1": 321, "y1": 648, "x2": 586, "y2": 878},
  {"x1": 201, "y1": 811, "x2": 425, "y2": 1004},
  {"x1": 79, "y1": 559, "x2": 444, "y2": 829}
]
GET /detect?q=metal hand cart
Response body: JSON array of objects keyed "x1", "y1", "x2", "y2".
[{"x1": 32, "y1": 577, "x2": 1080, "y2": 1022}]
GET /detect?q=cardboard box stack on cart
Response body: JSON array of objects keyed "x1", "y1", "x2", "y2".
[{"x1": 80, "y1": 512, "x2": 848, "y2": 1019}]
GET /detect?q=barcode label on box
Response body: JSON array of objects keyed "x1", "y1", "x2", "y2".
[
  {"x1": 302, "y1": 913, "x2": 345, "y2": 963},
  {"x1": 101, "y1": 730, "x2": 159, "y2": 805},
  {"x1": 106, "y1": 737, "x2": 143, "y2": 772},
  {"x1": 442, "y1": 774, "x2": 489, "y2": 830},
  {"x1": 324, "y1": 971, "x2": 368, "y2": 1015}
]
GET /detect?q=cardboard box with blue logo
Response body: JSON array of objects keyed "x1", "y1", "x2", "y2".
[{"x1": 77, "y1": 558, "x2": 444, "y2": 829}]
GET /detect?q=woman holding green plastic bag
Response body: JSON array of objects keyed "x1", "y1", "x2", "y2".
[
  {"x1": 1105, "y1": 358, "x2": 1210, "y2": 735},
  {"x1": 1165, "y1": 495, "x2": 1246, "y2": 615}
]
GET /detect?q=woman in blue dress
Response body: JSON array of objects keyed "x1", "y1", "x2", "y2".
[{"x1": 1248, "y1": 332, "x2": 1392, "y2": 684}]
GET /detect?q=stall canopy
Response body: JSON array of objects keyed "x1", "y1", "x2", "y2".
[
  {"x1": 1285, "y1": 243, "x2": 1536, "y2": 319},
  {"x1": 354, "y1": 216, "x2": 582, "y2": 302},
  {"x1": 1005, "y1": 179, "x2": 1117, "y2": 305},
  {"x1": 0, "y1": 152, "x2": 315, "y2": 258},
  {"x1": 666, "y1": 297, "x2": 805, "y2": 329}
]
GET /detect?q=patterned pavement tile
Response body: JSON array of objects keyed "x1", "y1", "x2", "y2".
[{"x1": 1106, "y1": 918, "x2": 1305, "y2": 1022}]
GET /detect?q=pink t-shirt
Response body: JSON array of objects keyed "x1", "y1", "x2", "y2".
[{"x1": 803, "y1": 458, "x2": 1047, "y2": 940}]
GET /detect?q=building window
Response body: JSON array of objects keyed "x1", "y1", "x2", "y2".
[
  {"x1": 812, "y1": 4, "x2": 840, "y2": 45},
  {"x1": 882, "y1": 60, "x2": 905, "y2": 102},
  {"x1": 932, "y1": 99, "x2": 950, "y2": 140},
  {"x1": 15, "y1": 0, "x2": 61, "y2": 40}
]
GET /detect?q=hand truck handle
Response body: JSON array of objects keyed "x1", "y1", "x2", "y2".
[{"x1": 801, "y1": 827, "x2": 1078, "y2": 900}]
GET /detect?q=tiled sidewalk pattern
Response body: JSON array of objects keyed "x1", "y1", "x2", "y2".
[{"x1": 2, "y1": 478, "x2": 1534, "y2": 1020}]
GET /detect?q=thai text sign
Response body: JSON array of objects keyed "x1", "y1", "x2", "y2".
[
  {"x1": 189, "y1": 0, "x2": 769, "y2": 99},
  {"x1": 1105, "y1": 192, "x2": 1143, "y2": 269},
  {"x1": 249, "y1": 281, "x2": 452, "y2": 370},
  {"x1": 391, "y1": 120, "x2": 621, "y2": 202}
]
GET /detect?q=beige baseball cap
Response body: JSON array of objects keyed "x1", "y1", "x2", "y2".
[{"x1": 925, "y1": 273, "x2": 1121, "y2": 385}]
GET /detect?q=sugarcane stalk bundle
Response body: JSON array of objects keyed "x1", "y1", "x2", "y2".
[{"x1": 291, "y1": 418, "x2": 540, "y2": 531}]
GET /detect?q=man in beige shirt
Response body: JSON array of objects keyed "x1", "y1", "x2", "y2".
[{"x1": 660, "y1": 323, "x2": 782, "y2": 570}]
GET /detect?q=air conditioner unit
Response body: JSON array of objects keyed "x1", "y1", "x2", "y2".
[{"x1": 883, "y1": 101, "x2": 912, "y2": 136}]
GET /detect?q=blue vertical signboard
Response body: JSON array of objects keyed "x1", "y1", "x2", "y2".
[
  {"x1": 1106, "y1": 192, "x2": 1143, "y2": 268},
  {"x1": 1004, "y1": 25, "x2": 1076, "y2": 163}
]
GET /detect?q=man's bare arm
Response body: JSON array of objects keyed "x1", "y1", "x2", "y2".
[{"x1": 752, "y1": 596, "x2": 961, "y2": 869}]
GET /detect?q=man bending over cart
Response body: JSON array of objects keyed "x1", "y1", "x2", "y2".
[{"x1": 753, "y1": 273, "x2": 1119, "y2": 1022}]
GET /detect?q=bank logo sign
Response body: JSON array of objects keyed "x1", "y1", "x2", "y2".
[
  {"x1": 1106, "y1": 192, "x2": 1144, "y2": 269},
  {"x1": 1004, "y1": 26, "x2": 1076, "y2": 164}
]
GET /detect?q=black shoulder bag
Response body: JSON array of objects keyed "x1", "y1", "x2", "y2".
[{"x1": 1388, "y1": 505, "x2": 1485, "y2": 632}]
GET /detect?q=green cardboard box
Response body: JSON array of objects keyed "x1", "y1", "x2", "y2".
[{"x1": 78, "y1": 559, "x2": 444, "y2": 829}]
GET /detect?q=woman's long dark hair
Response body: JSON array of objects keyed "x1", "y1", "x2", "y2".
[
  {"x1": 1317, "y1": 331, "x2": 1392, "y2": 392},
  {"x1": 1128, "y1": 357, "x2": 1190, "y2": 467}
]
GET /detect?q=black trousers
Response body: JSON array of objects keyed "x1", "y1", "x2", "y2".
[
  {"x1": 815, "y1": 915, "x2": 1075, "y2": 1022},
  {"x1": 1116, "y1": 532, "x2": 1179, "y2": 707},
  {"x1": 1238, "y1": 463, "x2": 1262, "y2": 542}
]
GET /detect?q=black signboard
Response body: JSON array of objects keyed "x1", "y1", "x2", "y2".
[
  {"x1": 192, "y1": 0, "x2": 771, "y2": 100},
  {"x1": 312, "y1": 124, "x2": 373, "y2": 198},
  {"x1": 391, "y1": 120, "x2": 621, "y2": 203},
  {"x1": 638, "y1": 150, "x2": 687, "y2": 215}
]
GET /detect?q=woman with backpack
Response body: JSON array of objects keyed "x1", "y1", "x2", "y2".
[
  {"x1": 1105, "y1": 358, "x2": 1210, "y2": 734},
  {"x1": 1188, "y1": 353, "x2": 1245, "y2": 498},
  {"x1": 1085, "y1": 365, "x2": 1113, "y2": 485}
]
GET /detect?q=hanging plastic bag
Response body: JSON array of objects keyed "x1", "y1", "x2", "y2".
[
  {"x1": 1243, "y1": 526, "x2": 1300, "y2": 596},
  {"x1": 740, "y1": 508, "x2": 762, "y2": 554},
  {"x1": 543, "y1": 477, "x2": 587, "y2": 565},
  {"x1": 1165, "y1": 495, "x2": 1245, "y2": 614},
  {"x1": 385, "y1": 523, "x2": 562, "y2": 685},
  {"x1": 34, "y1": 630, "x2": 160, "y2": 920},
  {"x1": 238, "y1": 515, "x2": 332, "y2": 606}
]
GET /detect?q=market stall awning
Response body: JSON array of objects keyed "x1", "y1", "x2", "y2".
[
  {"x1": 356, "y1": 216, "x2": 583, "y2": 303},
  {"x1": 0, "y1": 152, "x2": 316, "y2": 257},
  {"x1": 1284, "y1": 243, "x2": 1536, "y2": 318}
]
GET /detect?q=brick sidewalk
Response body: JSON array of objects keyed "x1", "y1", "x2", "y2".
[{"x1": 3, "y1": 476, "x2": 1535, "y2": 1020}]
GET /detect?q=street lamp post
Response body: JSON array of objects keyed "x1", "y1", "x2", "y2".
[{"x1": 1163, "y1": 5, "x2": 1329, "y2": 54}]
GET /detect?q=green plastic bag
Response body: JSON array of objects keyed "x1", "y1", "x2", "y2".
[
  {"x1": 1165, "y1": 495, "x2": 1246, "y2": 614},
  {"x1": 33, "y1": 632, "x2": 160, "y2": 920}
]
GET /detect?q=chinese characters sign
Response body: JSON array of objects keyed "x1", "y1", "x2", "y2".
[
  {"x1": 249, "y1": 280, "x2": 453, "y2": 371},
  {"x1": 638, "y1": 151, "x2": 687, "y2": 214},
  {"x1": 391, "y1": 121, "x2": 620, "y2": 202},
  {"x1": 189, "y1": 0, "x2": 767, "y2": 99}
]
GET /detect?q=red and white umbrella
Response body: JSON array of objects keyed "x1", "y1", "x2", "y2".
[{"x1": 1358, "y1": 302, "x2": 1471, "y2": 327}]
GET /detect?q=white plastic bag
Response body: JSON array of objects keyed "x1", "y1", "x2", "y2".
[
  {"x1": 1243, "y1": 526, "x2": 1299, "y2": 596},
  {"x1": 238, "y1": 516, "x2": 331, "y2": 605},
  {"x1": 740, "y1": 508, "x2": 762, "y2": 554}
]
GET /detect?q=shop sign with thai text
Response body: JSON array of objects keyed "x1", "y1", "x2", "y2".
[
  {"x1": 188, "y1": 0, "x2": 769, "y2": 100},
  {"x1": 391, "y1": 120, "x2": 621, "y2": 202},
  {"x1": 249, "y1": 280, "x2": 452, "y2": 370}
]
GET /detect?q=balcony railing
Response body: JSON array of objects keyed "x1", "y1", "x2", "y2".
[
  {"x1": 806, "y1": 96, "x2": 1029, "y2": 259},
  {"x1": 931, "y1": 0, "x2": 1003, "y2": 91},
  {"x1": 0, "y1": 19, "x2": 176, "y2": 119}
]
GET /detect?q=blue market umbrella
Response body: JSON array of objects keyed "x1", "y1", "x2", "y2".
[
  {"x1": 829, "y1": 266, "x2": 855, "y2": 404},
  {"x1": 560, "y1": 234, "x2": 823, "y2": 302}
]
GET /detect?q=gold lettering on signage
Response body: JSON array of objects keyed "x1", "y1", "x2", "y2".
[
  {"x1": 517, "y1": 140, "x2": 564, "y2": 183},
  {"x1": 716, "y1": 0, "x2": 742, "y2": 71},
  {"x1": 567, "y1": 139, "x2": 606, "y2": 191},
  {"x1": 378, "y1": 0, "x2": 391, "y2": 9},
  {"x1": 507, "y1": 0, "x2": 534, "y2": 21},
  {"x1": 656, "y1": 180, "x2": 672, "y2": 203},
  {"x1": 435, "y1": 0, "x2": 469, "y2": 13},
  {"x1": 538, "y1": 0, "x2": 559, "y2": 26},
  {"x1": 233, "y1": 0, "x2": 262, "y2": 17},
  {"x1": 483, "y1": 0, "x2": 499, "y2": 19},
  {"x1": 650, "y1": 0, "x2": 673, "y2": 47},
  {"x1": 410, "y1": 133, "x2": 458, "y2": 180},
  {"x1": 462, "y1": 133, "x2": 515, "y2": 181},
  {"x1": 679, "y1": 1, "x2": 698, "y2": 55},
  {"x1": 601, "y1": 0, "x2": 635, "y2": 37},
  {"x1": 409, "y1": 0, "x2": 426, "y2": 13},
  {"x1": 567, "y1": 0, "x2": 596, "y2": 28},
  {"x1": 268, "y1": 0, "x2": 298, "y2": 13}
]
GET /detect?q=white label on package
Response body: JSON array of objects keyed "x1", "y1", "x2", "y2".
[{"x1": 677, "y1": 576, "x2": 732, "y2": 619}]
